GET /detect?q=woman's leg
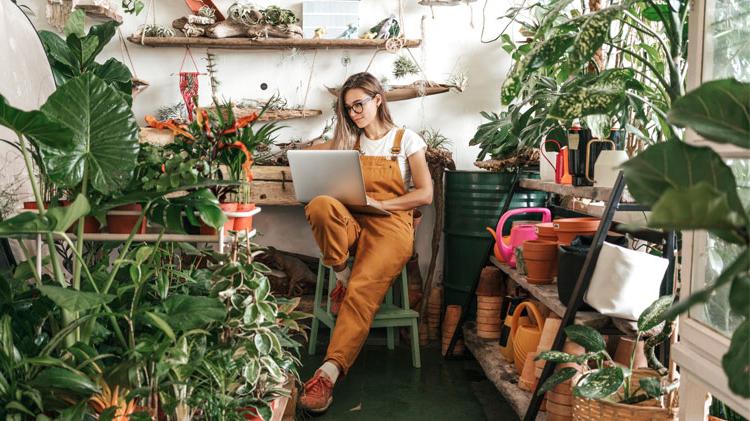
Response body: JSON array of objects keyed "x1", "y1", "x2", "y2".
[
  {"x1": 324, "y1": 219, "x2": 414, "y2": 375},
  {"x1": 304, "y1": 195, "x2": 361, "y2": 270}
]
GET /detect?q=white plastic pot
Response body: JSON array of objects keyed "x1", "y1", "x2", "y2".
[
  {"x1": 584, "y1": 242, "x2": 669, "y2": 321},
  {"x1": 593, "y1": 150, "x2": 630, "y2": 187}
]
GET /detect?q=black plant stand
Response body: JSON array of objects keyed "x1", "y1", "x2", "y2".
[{"x1": 443, "y1": 171, "x2": 676, "y2": 421}]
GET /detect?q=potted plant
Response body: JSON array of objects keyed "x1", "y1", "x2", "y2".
[{"x1": 536, "y1": 296, "x2": 679, "y2": 420}]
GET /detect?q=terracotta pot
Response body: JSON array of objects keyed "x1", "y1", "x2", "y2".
[
  {"x1": 613, "y1": 336, "x2": 648, "y2": 369},
  {"x1": 553, "y1": 217, "x2": 600, "y2": 245},
  {"x1": 519, "y1": 351, "x2": 538, "y2": 391},
  {"x1": 535, "y1": 222, "x2": 558, "y2": 243},
  {"x1": 476, "y1": 266, "x2": 504, "y2": 296},
  {"x1": 200, "y1": 202, "x2": 239, "y2": 235},
  {"x1": 523, "y1": 240, "x2": 559, "y2": 284},
  {"x1": 69, "y1": 216, "x2": 101, "y2": 234},
  {"x1": 107, "y1": 204, "x2": 147, "y2": 235},
  {"x1": 233, "y1": 203, "x2": 256, "y2": 232}
]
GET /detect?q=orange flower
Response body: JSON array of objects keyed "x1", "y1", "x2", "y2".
[
  {"x1": 89, "y1": 381, "x2": 137, "y2": 421},
  {"x1": 222, "y1": 112, "x2": 259, "y2": 135},
  {"x1": 219, "y1": 141, "x2": 254, "y2": 182},
  {"x1": 144, "y1": 115, "x2": 194, "y2": 141}
]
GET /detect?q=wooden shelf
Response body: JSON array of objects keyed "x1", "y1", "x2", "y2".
[
  {"x1": 519, "y1": 179, "x2": 615, "y2": 202},
  {"x1": 489, "y1": 256, "x2": 609, "y2": 329},
  {"x1": 57, "y1": 229, "x2": 256, "y2": 243},
  {"x1": 327, "y1": 83, "x2": 458, "y2": 102},
  {"x1": 76, "y1": 4, "x2": 123, "y2": 23},
  {"x1": 463, "y1": 323, "x2": 546, "y2": 421},
  {"x1": 250, "y1": 166, "x2": 300, "y2": 206},
  {"x1": 128, "y1": 36, "x2": 421, "y2": 50}
]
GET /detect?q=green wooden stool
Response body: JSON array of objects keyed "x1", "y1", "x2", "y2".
[{"x1": 307, "y1": 258, "x2": 421, "y2": 368}]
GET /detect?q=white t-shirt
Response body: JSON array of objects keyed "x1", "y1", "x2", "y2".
[{"x1": 358, "y1": 127, "x2": 427, "y2": 188}]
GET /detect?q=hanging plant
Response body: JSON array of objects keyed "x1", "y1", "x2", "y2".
[{"x1": 393, "y1": 55, "x2": 419, "y2": 79}]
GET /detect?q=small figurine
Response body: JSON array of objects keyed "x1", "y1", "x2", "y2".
[
  {"x1": 337, "y1": 23, "x2": 358, "y2": 39},
  {"x1": 360, "y1": 31, "x2": 376, "y2": 39},
  {"x1": 369, "y1": 14, "x2": 400, "y2": 39},
  {"x1": 313, "y1": 26, "x2": 326, "y2": 39}
]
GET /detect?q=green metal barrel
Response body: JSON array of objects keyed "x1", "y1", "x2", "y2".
[{"x1": 443, "y1": 170, "x2": 547, "y2": 307}]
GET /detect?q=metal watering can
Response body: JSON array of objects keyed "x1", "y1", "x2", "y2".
[{"x1": 487, "y1": 208, "x2": 552, "y2": 268}]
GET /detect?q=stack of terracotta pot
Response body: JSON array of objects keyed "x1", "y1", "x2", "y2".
[
  {"x1": 427, "y1": 286, "x2": 442, "y2": 340},
  {"x1": 475, "y1": 267, "x2": 504, "y2": 339},
  {"x1": 441, "y1": 305, "x2": 464, "y2": 356},
  {"x1": 545, "y1": 341, "x2": 586, "y2": 421},
  {"x1": 522, "y1": 240, "x2": 559, "y2": 284},
  {"x1": 553, "y1": 217, "x2": 600, "y2": 245},
  {"x1": 535, "y1": 222, "x2": 558, "y2": 243}
]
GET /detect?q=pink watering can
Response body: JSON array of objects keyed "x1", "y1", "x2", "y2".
[{"x1": 488, "y1": 208, "x2": 552, "y2": 268}]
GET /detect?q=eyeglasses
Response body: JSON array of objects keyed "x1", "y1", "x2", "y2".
[{"x1": 344, "y1": 96, "x2": 374, "y2": 114}]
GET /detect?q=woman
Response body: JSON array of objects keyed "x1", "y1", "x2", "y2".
[{"x1": 299, "y1": 72, "x2": 433, "y2": 413}]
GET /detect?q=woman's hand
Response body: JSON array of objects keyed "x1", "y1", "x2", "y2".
[{"x1": 366, "y1": 196, "x2": 385, "y2": 210}]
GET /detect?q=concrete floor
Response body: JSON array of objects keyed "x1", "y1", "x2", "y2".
[{"x1": 298, "y1": 331, "x2": 519, "y2": 421}]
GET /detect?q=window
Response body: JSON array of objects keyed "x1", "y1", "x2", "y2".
[{"x1": 677, "y1": 1, "x2": 750, "y2": 419}]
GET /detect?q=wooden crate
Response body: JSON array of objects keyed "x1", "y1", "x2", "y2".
[{"x1": 251, "y1": 166, "x2": 300, "y2": 206}]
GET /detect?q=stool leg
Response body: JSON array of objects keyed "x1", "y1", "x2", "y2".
[
  {"x1": 308, "y1": 260, "x2": 326, "y2": 356},
  {"x1": 410, "y1": 318, "x2": 421, "y2": 368},
  {"x1": 385, "y1": 286, "x2": 395, "y2": 350}
]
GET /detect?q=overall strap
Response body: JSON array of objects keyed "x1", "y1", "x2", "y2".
[{"x1": 390, "y1": 128, "x2": 405, "y2": 160}]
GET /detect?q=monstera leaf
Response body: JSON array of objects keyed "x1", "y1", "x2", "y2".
[
  {"x1": 668, "y1": 78, "x2": 750, "y2": 149},
  {"x1": 39, "y1": 73, "x2": 139, "y2": 195}
]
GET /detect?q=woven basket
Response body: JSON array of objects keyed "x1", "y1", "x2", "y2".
[{"x1": 572, "y1": 368, "x2": 679, "y2": 421}]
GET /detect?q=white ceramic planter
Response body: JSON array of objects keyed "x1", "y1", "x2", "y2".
[{"x1": 593, "y1": 150, "x2": 629, "y2": 187}]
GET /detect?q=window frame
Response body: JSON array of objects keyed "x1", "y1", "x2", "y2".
[{"x1": 677, "y1": 0, "x2": 750, "y2": 418}]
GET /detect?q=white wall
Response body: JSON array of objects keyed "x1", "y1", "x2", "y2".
[{"x1": 17, "y1": 0, "x2": 513, "y2": 277}]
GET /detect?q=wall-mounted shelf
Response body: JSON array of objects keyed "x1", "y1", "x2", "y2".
[
  {"x1": 489, "y1": 256, "x2": 609, "y2": 329},
  {"x1": 76, "y1": 4, "x2": 123, "y2": 23},
  {"x1": 463, "y1": 323, "x2": 547, "y2": 421},
  {"x1": 128, "y1": 36, "x2": 421, "y2": 50},
  {"x1": 327, "y1": 83, "x2": 458, "y2": 102}
]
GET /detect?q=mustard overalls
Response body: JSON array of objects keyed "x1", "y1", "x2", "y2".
[{"x1": 304, "y1": 128, "x2": 414, "y2": 374}]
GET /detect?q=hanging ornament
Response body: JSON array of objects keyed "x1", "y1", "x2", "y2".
[{"x1": 178, "y1": 47, "x2": 203, "y2": 121}]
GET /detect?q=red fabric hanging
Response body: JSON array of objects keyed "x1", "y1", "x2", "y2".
[{"x1": 179, "y1": 47, "x2": 202, "y2": 121}]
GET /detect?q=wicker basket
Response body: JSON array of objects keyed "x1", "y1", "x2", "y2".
[{"x1": 572, "y1": 368, "x2": 679, "y2": 421}]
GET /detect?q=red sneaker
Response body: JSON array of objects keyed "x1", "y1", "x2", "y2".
[
  {"x1": 299, "y1": 370, "x2": 334, "y2": 413},
  {"x1": 329, "y1": 281, "x2": 346, "y2": 315}
]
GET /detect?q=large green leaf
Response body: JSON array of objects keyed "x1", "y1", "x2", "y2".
[
  {"x1": 729, "y1": 275, "x2": 750, "y2": 317},
  {"x1": 31, "y1": 367, "x2": 99, "y2": 396},
  {"x1": 649, "y1": 183, "x2": 747, "y2": 231},
  {"x1": 549, "y1": 86, "x2": 624, "y2": 119},
  {"x1": 567, "y1": 6, "x2": 622, "y2": 70},
  {"x1": 63, "y1": 10, "x2": 86, "y2": 37},
  {"x1": 38, "y1": 285, "x2": 114, "y2": 312},
  {"x1": 38, "y1": 30, "x2": 79, "y2": 73},
  {"x1": 39, "y1": 73, "x2": 139, "y2": 194},
  {"x1": 621, "y1": 142, "x2": 745, "y2": 217},
  {"x1": 163, "y1": 295, "x2": 226, "y2": 331},
  {"x1": 722, "y1": 319, "x2": 750, "y2": 397},
  {"x1": 668, "y1": 79, "x2": 750, "y2": 149},
  {"x1": 574, "y1": 367, "x2": 624, "y2": 399},
  {"x1": 0, "y1": 95, "x2": 73, "y2": 149},
  {"x1": 537, "y1": 367, "x2": 578, "y2": 395},
  {"x1": 660, "y1": 250, "x2": 750, "y2": 322},
  {"x1": 638, "y1": 295, "x2": 674, "y2": 333},
  {"x1": 0, "y1": 194, "x2": 90, "y2": 236},
  {"x1": 565, "y1": 325, "x2": 607, "y2": 352}
]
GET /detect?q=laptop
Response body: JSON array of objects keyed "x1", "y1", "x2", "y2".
[{"x1": 287, "y1": 150, "x2": 391, "y2": 216}]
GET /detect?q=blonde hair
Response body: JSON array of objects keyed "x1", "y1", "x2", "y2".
[{"x1": 331, "y1": 72, "x2": 395, "y2": 150}]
